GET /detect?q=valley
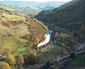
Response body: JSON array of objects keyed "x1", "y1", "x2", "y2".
[
  {"x1": 0, "y1": 1, "x2": 66, "y2": 10},
  {"x1": 35, "y1": 0, "x2": 85, "y2": 42},
  {"x1": 0, "y1": 0, "x2": 85, "y2": 69}
]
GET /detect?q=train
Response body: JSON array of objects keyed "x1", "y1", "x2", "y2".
[{"x1": 37, "y1": 30, "x2": 55, "y2": 50}]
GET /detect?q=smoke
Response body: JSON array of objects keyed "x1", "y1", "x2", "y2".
[{"x1": 37, "y1": 33, "x2": 50, "y2": 49}]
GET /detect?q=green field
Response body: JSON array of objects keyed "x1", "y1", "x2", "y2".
[{"x1": 12, "y1": 43, "x2": 30, "y2": 56}]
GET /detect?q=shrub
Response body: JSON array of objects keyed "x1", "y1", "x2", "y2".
[
  {"x1": 0, "y1": 46, "x2": 12, "y2": 56},
  {"x1": 25, "y1": 48, "x2": 37, "y2": 65},
  {"x1": 16, "y1": 55, "x2": 24, "y2": 67},
  {"x1": 70, "y1": 51, "x2": 75, "y2": 59},
  {"x1": 0, "y1": 62, "x2": 10, "y2": 69},
  {"x1": 6, "y1": 54, "x2": 16, "y2": 65},
  {"x1": 34, "y1": 36, "x2": 40, "y2": 46},
  {"x1": 46, "y1": 61, "x2": 50, "y2": 68},
  {"x1": 28, "y1": 53, "x2": 37, "y2": 64}
]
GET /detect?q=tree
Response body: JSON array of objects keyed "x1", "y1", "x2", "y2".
[
  {"x1": 57, "y1": 37, "x2": 62, "y2": 46},
  {"x1": 46, "y1": 61, "x2": 50, "y2": 68},
  {"x1": 55, "y1": 32, "x2": 59, "y2": 37},
  {"x1": 25, "y1": 52, "x2": 37, "y2": 65},
  {"x1": 28, "y1": 53, "x2": 37, "y2": 64},
  {"x1": 16, "y1": 55, "x2": 24, "y2": 69},
  {"x1": 0, "y1": 62, "x2": 10, "y2": 69},
  {"x1": 25, "y1": 48, "x2": 37, "y2": 65},
  {"x1": 0, "y1": 46, "x2": 12, "y2": 56},
  {"x1": 6, "y1": 54, "x2": 16, "y2": 65},
  {"x1": 70, "y1": 51, "x2": 75, "y2": 59},
  {"x1": 34, "y1": 36, "x2": 40, "y2": 46},
  {"x1": 57, "y1": 55, "x2": 61, "y2": 63},
  {"x1": 29, "y1": 64, "x2": 39, "y2": 69},
  {"x1": 34, "y1": 64, "x2": 39, "y2": 69},
  {"x1": 78, "y1": 25, "x2": 85, "y2": 42},
  {"x1": 26, "y1": 47, "x2": 33, "y2": 55},
  {"x1": 25, "y1": 34, "x2": 30, "y2": 40}
]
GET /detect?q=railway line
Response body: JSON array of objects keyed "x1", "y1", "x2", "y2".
[{"x1": 38, "y1": 49, "x2": 85, "y2": 69}]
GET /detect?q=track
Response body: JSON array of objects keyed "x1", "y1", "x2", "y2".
[{"x1": 38, "y1": 49, "x2": 85, "y2": 69}]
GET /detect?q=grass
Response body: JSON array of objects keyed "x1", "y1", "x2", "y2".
[
  {"x1": 4, "y1": 7, "x2": 15, "y2": 11},
  {"x1": 12, "y1": 43, "x2": 30, "y2": 56},
  {"x1": 0, "y1": 6, "x2": 15, "y2": 11}
]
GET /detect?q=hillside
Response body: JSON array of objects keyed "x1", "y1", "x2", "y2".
[
  {"x1": 35, "y1": 0, "x2": 85, "y2": 42},
  {"x1": 0, "y1": 2, "x2": 39, "y2": 17},
  {"x1": 0, "y1": 8, "x2": 48, "y2": 54}
]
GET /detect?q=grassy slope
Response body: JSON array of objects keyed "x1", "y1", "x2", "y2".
[
  {"x1": 0, "y1": 8, "x2": 48, "y2": 56},
  {"x1": 12, "y1": 43, "x2": 29, "y2": 56},
  {"x1": 35, "y1": 0, "x2": 84, "y2": 30}
]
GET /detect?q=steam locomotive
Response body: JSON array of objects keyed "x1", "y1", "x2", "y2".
[{"x1": 37, "y1": 30, "x2": 55, "y2": 50}]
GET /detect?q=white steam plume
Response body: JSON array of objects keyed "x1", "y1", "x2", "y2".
[{"x1": 37, "y1": 33, "x2": 50, "y2": 49}]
